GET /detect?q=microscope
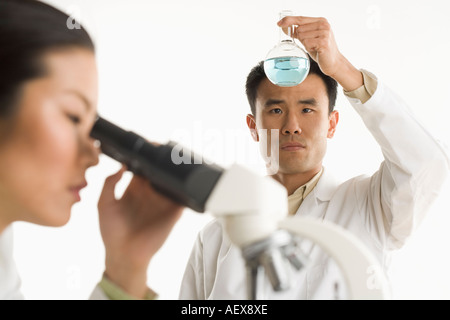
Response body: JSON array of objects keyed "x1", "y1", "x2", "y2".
[{"x1": 90, "y1": 116, "x2": 390, "y2": 300}]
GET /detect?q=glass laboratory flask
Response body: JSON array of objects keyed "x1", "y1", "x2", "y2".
[{"x1": 263, "y1": 10, "x2": 310, "y2": 87}]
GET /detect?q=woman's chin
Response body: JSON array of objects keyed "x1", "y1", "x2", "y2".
[{"x1": 33, "y1": 211, "x2": 72, "y2": 228}]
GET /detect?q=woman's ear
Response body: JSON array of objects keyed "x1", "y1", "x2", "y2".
[{"x1": 246, "y1": 114, "x2": 259, "y2": 142}]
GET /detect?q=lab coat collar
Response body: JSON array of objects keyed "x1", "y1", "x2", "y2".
[
  {"x1": 311, "y1": 166, "x2": 340, "y2": 202},
  {"x1": 293, "y1": 166, "x2": 340, "y2": 219}
]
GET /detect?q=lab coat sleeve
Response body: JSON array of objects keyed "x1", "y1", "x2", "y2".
[
  {"x1": 179, "y1": 220, "x2": 226, "y2": 300},
  {"x1": 178, "y1": 229, "x2": 206, "y2": 300},
  {"x1": 89, "y1": 276, "x2": 158, "y2": 300},
  {"x1": 348, "y1": 71, "x2": 450, "y2": 250}
]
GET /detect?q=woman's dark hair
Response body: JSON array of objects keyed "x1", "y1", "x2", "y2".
[
  {"x1": 0, "y1": 0, "x2": 95, "y2": 117},
  {"x1": 245, "y1": 57, "x2": 338, "y2": 116}
]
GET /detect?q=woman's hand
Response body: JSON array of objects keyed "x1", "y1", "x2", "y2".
[{"x1": 98, "y1": 166, "x2": 184, "y2": 298}]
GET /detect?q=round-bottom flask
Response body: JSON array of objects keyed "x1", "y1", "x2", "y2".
[{"x1": 263, "y1": 10, "x2": 310, "y2": 87}]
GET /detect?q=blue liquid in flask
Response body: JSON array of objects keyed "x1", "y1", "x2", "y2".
[{"x1": 263, "y1": 57, "x2": 310, "y2": 87}]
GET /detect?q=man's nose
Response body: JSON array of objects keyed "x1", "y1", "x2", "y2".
[{"x1": 282, "y1": 114, "x2": 302, "y2": 135}]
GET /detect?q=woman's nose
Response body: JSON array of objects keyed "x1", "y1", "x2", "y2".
[{"x1": 83, "y1": 137, "x2": 100, "y2": 168}]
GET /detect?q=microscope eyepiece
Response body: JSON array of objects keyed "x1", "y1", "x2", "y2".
[{"x1": 90, "y1": 116, "x2": 224, "y2": 212}]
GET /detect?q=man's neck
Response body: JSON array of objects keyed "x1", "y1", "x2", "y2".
[{"x1": 271, "y1": 166, "x2": 323, "y2": 196}]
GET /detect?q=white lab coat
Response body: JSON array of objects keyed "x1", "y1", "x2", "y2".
[
  {"x1": 0, "y1": 227, "x2": 23, "y2": 300},
  {"x1": 178, "y1": 74, "x2": 450, "y2": 300},
  {"x1": 0, "y1": 225, "x2": 109, "y2": 300}
]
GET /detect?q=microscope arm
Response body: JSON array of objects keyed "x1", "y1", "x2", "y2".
[{"x1": 279, "y1": 217, "x2": 390, "y2": 299}]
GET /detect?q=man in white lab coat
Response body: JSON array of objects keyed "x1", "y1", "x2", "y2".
[{"x1": 178, "y1": 16, "x2": 450, "y2": 299}]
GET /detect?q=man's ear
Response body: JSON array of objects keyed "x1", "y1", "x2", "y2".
[
  {"x1": 327, "y1": 110, "x2": 339, "y2": 139},
  {"x1": 246, "y1": 114, "x2": 259, "y2": 142}
]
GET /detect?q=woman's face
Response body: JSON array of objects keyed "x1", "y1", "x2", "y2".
[{"x1": 0, "y1": 47, "x2": 99, "y2": 227}]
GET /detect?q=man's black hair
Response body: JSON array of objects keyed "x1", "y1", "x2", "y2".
[{"x1": 245, "y1": 57, "x2": 338, "y2": 115}]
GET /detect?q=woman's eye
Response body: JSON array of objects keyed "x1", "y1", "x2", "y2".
[{"x1": 67, "y1": 114, "x2": 81, "y2": 124}]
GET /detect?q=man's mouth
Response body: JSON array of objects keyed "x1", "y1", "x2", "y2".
[{"x1": 280, "y1": 142, "x2": 306, "y2": 151}]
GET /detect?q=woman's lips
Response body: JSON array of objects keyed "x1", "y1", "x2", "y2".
[{"x1": 69, "y1": 182, "x2": 87, "y2": 202}]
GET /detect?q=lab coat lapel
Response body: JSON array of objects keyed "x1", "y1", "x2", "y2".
[
  {"x1": 294, "y1": 167, "x2": 339, "y2": 218},
  {"x1": 292, "y1": 167, "x2": 341, "y2": 262}
]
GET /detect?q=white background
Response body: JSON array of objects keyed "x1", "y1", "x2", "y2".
[{"x1": 12, "y1": 0, "x2": 450, "y2": 300}]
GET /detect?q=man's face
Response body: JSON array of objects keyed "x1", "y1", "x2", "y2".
[{"x1": 247, "y1": 74, "x2": 339, "y2": 176}]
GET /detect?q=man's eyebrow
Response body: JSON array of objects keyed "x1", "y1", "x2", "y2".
[
  {"x1": 264, "y1": 98, "x2": 318, "y2": 107},
  {"x1": 298, "y1": 98, "x2": 318, "y2": 106},
  {"x1": 264, "y1": 99, "x2": 285, "y2": 108},
  {"x1": 65, "y1": 89, "x2": 92, "y2": 111}
]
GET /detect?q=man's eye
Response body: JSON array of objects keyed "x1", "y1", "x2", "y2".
[
  {"x1": 270, "y1": 108, "x2": 282, "y2": 114},
  {"x1": 302, "y1": 108, "x2": 313, "y2": 113}
]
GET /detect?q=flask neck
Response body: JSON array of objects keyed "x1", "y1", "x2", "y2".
[
  {"x1": 277, "y1": 10, "x2": 295, "y2": 45},
  {"x1": 278, "y1": 25, "x2": 295, "y2": 44}
]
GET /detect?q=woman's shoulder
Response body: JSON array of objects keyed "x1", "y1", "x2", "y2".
[{"x1": 0, "y1": 226, "x2": 24, "y2": 299}]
